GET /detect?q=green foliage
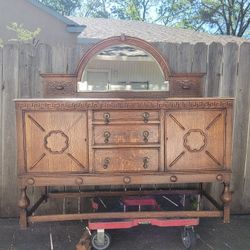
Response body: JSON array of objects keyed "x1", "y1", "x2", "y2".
[
  {"x1": 7, "y1": 22, "x2": 41, "y2": 43},
  {"x1": 80, "y1": 0, "x2": 111, "y2": 18},
  {"x1": 193, "y1": 0, "x2": 250, "y2": 37},
  {"x1": 39, "y1": 0, "x2": 81, "y2": 15},
  {"x1": 39, "y1": 0, "x2": 250, "y2": 37}
]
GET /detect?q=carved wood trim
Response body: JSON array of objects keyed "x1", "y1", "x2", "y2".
[
  {"x1": 74, "y1": 35, "x2": 171, "y2": 81},
  {"x1": 15, "y1": 99, "x2": 234, "y2": 111}
]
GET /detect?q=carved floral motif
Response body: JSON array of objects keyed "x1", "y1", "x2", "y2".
[
  {"x1": 183, "y1": 129, "x2": 207, "y2": 152},
  {"x1": 44, "y1": 130, "x2": 69, "y2": 154}
]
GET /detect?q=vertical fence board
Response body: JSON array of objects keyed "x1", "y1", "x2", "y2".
[
  {"x1": 177, "y1": 43, "x2": 193, "y2": 73},
  {"x1": 51, "y1": 45, "x2": 69, "y2": 73},
  {"x1": 242, "y1": 106, "x2": 250, "y2": 211},
  {"x1": 207, "y1": 42, "x2": 223, "y2": 96},
  {"x1": 0, "y1": 47, "x2": 3, "y2": 215},
  {"x1": 192, "y1": 42, "x2": 207, "y2": 73},
  {"x1": 1, "y1": 44, "x2": 19, "y2": 217},
  {"x1": 192, "y1": 43, "x2": 208, "y2": 95},
  {"x1": 231, "y1": 42, "x2": 250, "y2": 212},
  {"x1": 220, "y1": 43, "x2": 239, "y2": 97},
  {"x1": 33, "y1": 43, "x2": 52, "y2": 98},
  {"x1": 162, "y1": 43, "x2": 179, "y2": 73},
  {"x1": 18, "y1": 44, "x2": 35, "y2": 98}
]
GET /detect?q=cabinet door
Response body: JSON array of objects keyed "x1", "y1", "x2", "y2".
[
  {"x1": 165, "y1": 110, "x2": 226, "y2": 171},
  {"x1": 24, "y1": 112, "x2": 88, "y2": 173}
]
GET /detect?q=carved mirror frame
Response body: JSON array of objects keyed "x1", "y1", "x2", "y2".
[{"x1": 41, "y1": 35, "x2": 204, "y2": 98}]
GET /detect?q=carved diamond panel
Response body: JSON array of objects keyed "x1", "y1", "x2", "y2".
[
  {"x1": 166, "y1": 110, "x2": 225, "y2": 170},
  {"x1": 25, "y1": 112, "x2": 88, "y2": 173}
]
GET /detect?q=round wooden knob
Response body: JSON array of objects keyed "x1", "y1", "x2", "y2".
[
  {"x1": 26, "y1": 178, "x2": 35, "y2": 185},
  {"x1": 75, "y1": 177, "x2": 83, "y2": 185},
  {"x1": 123, "y1": 176, "x2": 131, "y2": 184},
  {"x1": 216, "y1": 174, "x2": 223, "y2": 182},
  {"x1": 170, "y1": 175, "x2": 177, "y2": 183}
]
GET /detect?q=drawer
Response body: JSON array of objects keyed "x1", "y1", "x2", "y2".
[
  {"x1": 94, "y1": 148, "x2": 159, "y2": 173},
  {"x1": 169, "y1": 77, "x2": 202, "y2": 97},
  {"x1": 93, "y1": 124, "x2": 159, "y2": 145},
  {"x1": 93, "y1": 110, "x2": 160, "y2": 124},
  {"x1": 41, "y1": 75, "x2": 77, "y2": 97}
]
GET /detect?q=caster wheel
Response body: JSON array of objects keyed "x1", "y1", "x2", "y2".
[
  {"x1": 181, "y1": 227, "x2": 197, "y2": 249},
  {"x1": 91, "y1": 231, "x2": 111, "y2": 250}
]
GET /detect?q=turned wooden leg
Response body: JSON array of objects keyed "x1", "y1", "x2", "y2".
[
  {"x1": 18, "y1": 187, "x2": 30, "y2": 230},
  {"x1": 220, "y1": 182, "x2": 232, "y2": 223}
]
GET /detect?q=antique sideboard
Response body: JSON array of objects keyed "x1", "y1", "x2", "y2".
[
  {"x1": 16, "y1": 98, "x2": 233, "y2": 228},
  {"x1": 15, "y1": 35, "x2": 233, "y2": 229}
]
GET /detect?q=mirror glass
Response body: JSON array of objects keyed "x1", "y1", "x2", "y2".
[{"x1": 77, "y1": 44, "x2": 168, "y2": 92}]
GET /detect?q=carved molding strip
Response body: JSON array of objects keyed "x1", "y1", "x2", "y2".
[
  {"x1": 169, "y1": 114, "x2": 185, "y2": 130},
  {"x1": 30, "y1": 153, "x2": 46, "y2": 170},
  {"x1": 206, "y1": 113, "x2": 222, "y2": 130},
  {"x1": 169, "y1": 151, "x2": 186, "y2": 167},
  {"x1": 67, "y1": 153, "x2": 85, "y2": 169},
  {"x1": 16, "y1": 100, "x2": 233, "y2": 111},
  {"x1": 27, "y1": 115, "x2": 46, "y2": 132},
  {"x1": 205, "y1": 150, "x2": 222, "y2": 166}
]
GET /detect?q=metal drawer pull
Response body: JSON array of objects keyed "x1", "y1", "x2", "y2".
[
  {"x1": 142, "y1": 112, "x2": 150, "y2": 123},
  {"x1": 181, "y1": 84, "x2": 191, "y2": 89},
  {"x1": 55, "y1": 85, "x2": 64, "y2": 90},
  {"x1": 143, "y1": 157, "x2": 149, "y2": 169},
  {"x1": 103, "y1": 157, "x2": 110, "y2": 169},
  {"x1": 104, "y1": 131, "x2": 111, "y2": 143},
  {"x1": 143, "y1": 130, "x2": 149, "y2": 143},
  {"x1": 103, "y1": 112, "x2": 110, "y2": 124}
]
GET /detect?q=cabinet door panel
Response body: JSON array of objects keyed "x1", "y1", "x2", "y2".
[
  {"x1": 165, "y1": 110, "x2": 225, "y2": 170},
  {"x1": 25, "y1": 111, "x2": 88, "y2": 173}
]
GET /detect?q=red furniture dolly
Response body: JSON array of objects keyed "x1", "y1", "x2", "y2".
[{"x1": 88, "y1": 195, "x2": 199, "y2": 249}]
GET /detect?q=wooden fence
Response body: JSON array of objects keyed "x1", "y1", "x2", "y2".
[{"x1": 0, "y1": 41, "x2": 250, "y2": 217}]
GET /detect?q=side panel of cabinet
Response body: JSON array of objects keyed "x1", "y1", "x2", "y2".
[
  {"x1": 165, "y1": 109, "x2": 226, "y2": 171},
  {"x1": 24, "y1": 111, "x2": 88, "y2": 173}
]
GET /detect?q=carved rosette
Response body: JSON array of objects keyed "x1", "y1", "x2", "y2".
[
  {"x1": 183, "y1": 129, "x2": 207, "y2": 152},
  {"x1": 44, "y1": 130, "x2": 69, "y2": 154}
]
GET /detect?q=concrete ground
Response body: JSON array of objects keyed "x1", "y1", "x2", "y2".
[{"x1": 0, "y1": 216, "x2": 250, "y2": 250}]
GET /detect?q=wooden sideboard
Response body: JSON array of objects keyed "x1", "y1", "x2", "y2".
[{"x1": 16, "y1": 98, "x2": 233, "y2": 228}]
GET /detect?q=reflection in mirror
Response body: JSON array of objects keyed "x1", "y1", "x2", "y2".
[{"x1": 77, "y1": 44, "x2": 169, "y2": 92}]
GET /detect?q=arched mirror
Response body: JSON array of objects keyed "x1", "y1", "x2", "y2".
[
  {"x1": 77, "y1": 44, "x2": 169, "y2": 93},
  {"x1": 41, "y1": 35, "x2": 204, "y2": 98}
]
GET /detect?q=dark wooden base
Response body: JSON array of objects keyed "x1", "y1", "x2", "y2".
[{"x1": 19, "y1": 186, "x2": 231, "y2": 229}]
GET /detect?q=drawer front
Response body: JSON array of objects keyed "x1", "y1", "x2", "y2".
[
  {"x1": 44, "y1": 80, "x2": 76, "y2": 97},
  {"x1": 93, "y1": 110, "x2": 160, "y2": 123},
  {"x1": 169, "y1": 78, "x2": 202, "y2": 97},
  {"x1": 94, "y1": 149, "x2": 159, "y2": 173},
  {"x1": 93, "y1": 124, "x2": 159, "y2": 145}
]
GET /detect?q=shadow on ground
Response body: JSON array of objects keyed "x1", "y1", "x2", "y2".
[{"x1": 0, "y1": 216, "x2": 250, "y2": 250}]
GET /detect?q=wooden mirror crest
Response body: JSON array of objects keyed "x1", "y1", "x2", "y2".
[{"x1": 41, "y1": 34, "x2": 205, "y2": 98}]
